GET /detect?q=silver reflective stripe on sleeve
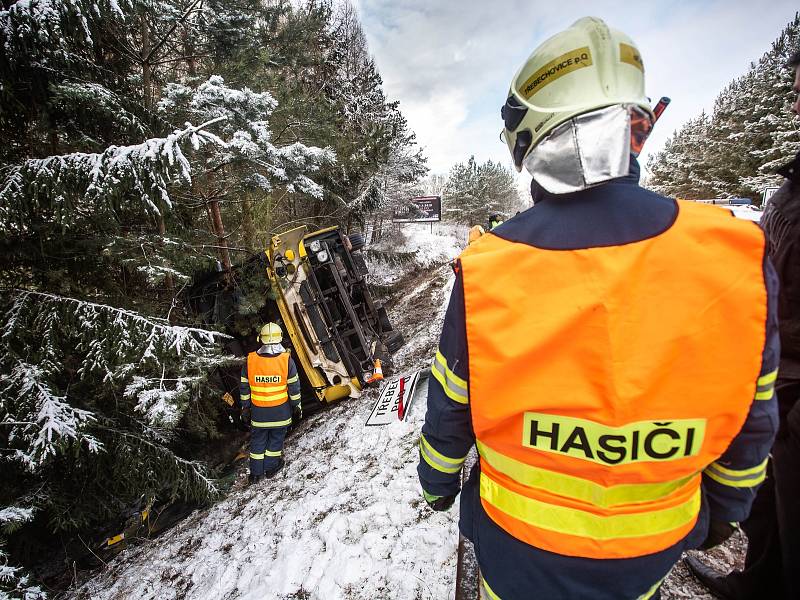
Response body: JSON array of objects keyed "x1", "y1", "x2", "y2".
[
  {"x1": 419, "y1": 433, "x2": 467, "y2": 474},
  {"x1": 705, "y1": 457, "x2": 768, "y2": 488},
  {"x1": 431, "y1": 349, "x2": 469, "y2": 404}
]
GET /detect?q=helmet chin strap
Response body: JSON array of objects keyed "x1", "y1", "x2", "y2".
[{"x1": 523, "y1": 104, "x2": 633, "y2": 194}]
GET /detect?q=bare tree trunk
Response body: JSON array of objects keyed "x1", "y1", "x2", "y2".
[
  {"x1": 242, "y1": 193, "x2": 257, "y2": 251},
  {"x1": 182, "y1": 27, "x2": 197, "y2": 76},
  {"x1": 208, "y1": 200, "x2": 232, "y2": 280},
  {"x1": 142, "y1": 13, "x2": 174, "y2": 291},
  {"x1": 141, "y1": 15, "x2": 151, "y2": 110}
]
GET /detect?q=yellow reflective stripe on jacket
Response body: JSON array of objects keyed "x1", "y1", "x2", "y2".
[
  {"x1": 480, "y1": 474, "x2": 702, "y2": 541},
  {"x1": 477, "y1": 441, "x2": 698, "y2": 508},
  {"x1": 481, "y1": 578, "x2": 501, "y2": 600},
  {"x1": 251, "y1": 417, "x2": 292, "y2": 428},
  {"x1": 637, "y1": 577, "x2": 666, "y2": 600},
  {"x1": 240, "y1": 394, "x2": 251, "y2": 401},
  {"x1": 264, "y1": 449, "x2": 282, "y2": 457},
  {"x1": 251, "y1": 390, "x2": 288, "y2": 401},
  {"x1": 755, "y1": 369, "x2": 777, "y2": 400},
  {"x1": 289, "y1": 393, "x2": 301, "y2": 401},
  {"x1": 431, "y1": 349, "x2": 469, "y2": 404},
  {"x1": 250, "y1": 452, "x2": 264, "y2": 460},
  {"x1": 287, "y1": 375, "x2": 299, "y2": 384},
  {"x1": 251, "y1": 383, "x2": 286, "y2": 394},
  {"x1": 705, "y1": 457, "x2": 768, "y2": 488},
  {"x1": 419, "y1": 434, "x2": 467, "y2": 474},
  {"x1": 241, "y1": 376, "x2": 248, "y2": 383}
]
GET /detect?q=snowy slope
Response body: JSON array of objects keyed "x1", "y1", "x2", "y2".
[
  {"x1": 75, "y1": 223, "x2": 744, "y2": 600},
  {"x1": 75, "y1": 226, "x2": 462, "y2": 600}
]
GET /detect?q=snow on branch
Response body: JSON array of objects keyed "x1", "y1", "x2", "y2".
[
  {"x1": 0, "y1": 355, "x2": 102, "y2": 468},
  {"x1": 0, "y1": 0, "x2": 128, "y2": 69},
  {"x1": 0, "y1": 118, "x2": 226, "y2": 235},
  {"x1": 159, "y1": 76, "x2": 335, "y2": 198},
  {"x1": 1, "y1": 290, "x2": 233, "y2": 432}
]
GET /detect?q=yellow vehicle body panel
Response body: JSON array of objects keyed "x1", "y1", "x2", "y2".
[{"x1": 267, "y1": 226, "x2": 363, "y2": 403}]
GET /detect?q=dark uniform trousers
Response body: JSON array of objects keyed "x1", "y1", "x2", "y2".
[
  {"x1": 250, "y1": 410, "x2": 289, "y2": 475},
  {"x1": 249, "y1": 403, "x2": 289, "y2": 477},
  {"x1": 727, "y1": 383, "x2": 800, "y2": 600}
]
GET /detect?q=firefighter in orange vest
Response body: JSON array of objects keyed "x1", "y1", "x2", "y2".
[
  {"x1": 240, "y1": 322, "x2": 302, "y2": 484},
  {"x1": 417, "y1": 17, "x2": 780, "y2": 599}
]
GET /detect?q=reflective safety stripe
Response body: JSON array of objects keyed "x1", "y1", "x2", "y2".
[
  {"x1": 755, "y1": 369, "x2": 777, "y2": 400},
  {"x1": 480, "y1": 473, "x2": 702, "y2": 541},
  {"x1": 240, "y1": 394, "x2": 251, "y2": 401},
  {"x1": 251, "y1": 384, "x2": 286, "y2": 394},
  {"x1": 289, "y1": 393, "x2": 301, "y2": 401},
  {"x1": 481, "y1": 577, "x2": 501, "y2": 600},
  {"x1": 705, "y1": 457, "x2": 768, "y2": 488},
  {"x1": 287, "y1": 375, "x2": 299, "y2": 384},
  {"x1": 477, "y1": 441, "x2": 698, "y2": 508},
  {"x1": 264, "y1": 449, "x2": 282, "y2": 457},
  {"x1": 241, "y1": 376, "x2": 249, "y2": 383},
  {"x1": 431, "y1": 349, "x2": 469, "y2": 404},
  {"x1": 252, "y1": 390, "x2": 288, "y2": 401},
  {"x1": 251, "y1": 387, "x2": 289, "y2": 407},
  {"x1": 251, "y1": 418, "x2": 292, "y2": 428},
  {"x1": 637, "y1": 577, "x2": 666, "y2": 600},
  {"x1": 419, "y1": 434, "x2": 467, "y2": 474},
  {"x1": 250, "y1": 452, "x2": 264, "y2": 460}
]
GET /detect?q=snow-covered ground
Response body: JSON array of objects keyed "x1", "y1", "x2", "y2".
[
  {"x1": 75, "y1": 224, "x2": 747, "y2": 600},
  {"x1": 75, "y1": 226, "x2": 463, "y2": 600}
]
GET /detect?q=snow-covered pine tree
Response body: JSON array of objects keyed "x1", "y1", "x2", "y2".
[
  {"x1": 647, "y1": 113, "x2": 717, "y2": 199},
  {"x1": 442, "y1": 157, "x2": 521, "y2": 225},
  {"x1": 647, "y1": 13, "x2": 800, "y2": 201},
  {"x1": 739, "y1": 15, "x2": 800, "y2": 195},
  {"x1": 1, "y1": 0, "x2": 337, "y2": 591}
]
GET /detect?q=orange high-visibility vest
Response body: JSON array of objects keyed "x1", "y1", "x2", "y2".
[
  {"x1": 460, "y1": 201, "x2": 767, "y2": 559},
  {"x1": 247, "y1": 352, "x2": 290, "y2": 407}
]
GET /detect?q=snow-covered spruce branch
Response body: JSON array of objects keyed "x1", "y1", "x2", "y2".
[
  {"x1": 0, "y1": 506, "x2": 42, "y2": 597},
  {"x1": 3, "y1": 290, "x2": 230, "y2": 347},
  {"x1": 0, "y1": 118, "x2": 226, "y2": 234},
  {"x1": 159, "y1": 76, "x2": 335, "y2": 199},
  {"x1": 99, "y1": 426, "x2": 219, "y2": 497},
  {"x1": 1, "y1": 289, "x2": 233, "y2": 431},
  {"x1": 0, "y1": 354, "x2": 102, "y2": 469},
  {"x1": 0, "y1": 0, "x2": 128, "y2": 68}
]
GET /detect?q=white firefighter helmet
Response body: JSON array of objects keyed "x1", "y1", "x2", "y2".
[
  {"x1": 258, "y1": 322, "x2": 283, "y2": 344},
  {"x1": 501, "y1": 17, "x2": 653, "y2": 171}
]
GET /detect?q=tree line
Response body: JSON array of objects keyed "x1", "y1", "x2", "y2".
[
  {"x1": 0, "y1": 0, "x2": 425, "y2": 595},
  {"x1": 647, "y1": 14, "x2": 800, "y2": 202}
]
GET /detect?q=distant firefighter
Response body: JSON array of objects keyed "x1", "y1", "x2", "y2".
[{"x1": 240, "y1": 322, "x2": 302, "y2": 484}]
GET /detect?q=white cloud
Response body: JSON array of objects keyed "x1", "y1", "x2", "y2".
[{"x1": 355, "y1": 0, "x2": 799, "y2": 195}]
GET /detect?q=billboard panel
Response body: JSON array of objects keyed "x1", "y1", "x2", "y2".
[{"x1": 392, "y1": 196, "x2": 441, "y2": 223}]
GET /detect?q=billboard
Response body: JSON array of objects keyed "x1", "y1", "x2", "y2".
[
  {"x1": 762, "y1": 186, "x2": 780, "y2": 205},
  {"x1": 392, "y1": 196, "x2": 441, "y2": 223}
]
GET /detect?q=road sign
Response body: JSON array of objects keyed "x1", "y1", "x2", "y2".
[
  {"x1": 392, "y1": 196, "x2": 441, "y2": 223},
  {"x1": 365, "y1": 371, "x2": 421, "y2": 426},
  {"x1": 763, "y1": 186, "x2": 780, "y2": 205}
]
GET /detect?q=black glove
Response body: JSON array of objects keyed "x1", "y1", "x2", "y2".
[
  {"x1": 240, "y1": 408, "x2": 251, "y2": 427},
  {"x1": 290, "y1": 405, "x2": 302, "y2": 426},
  {"x1": 423, "y1": 490, "x2": 456, "y2": 512},
  {"x1": 700, "y1": 519, "x2": 737, "y2": 550}
]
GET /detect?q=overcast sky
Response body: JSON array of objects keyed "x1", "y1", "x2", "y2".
[{"x1": 352, "y1": 0, "x2": 798, "y2": 190}]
